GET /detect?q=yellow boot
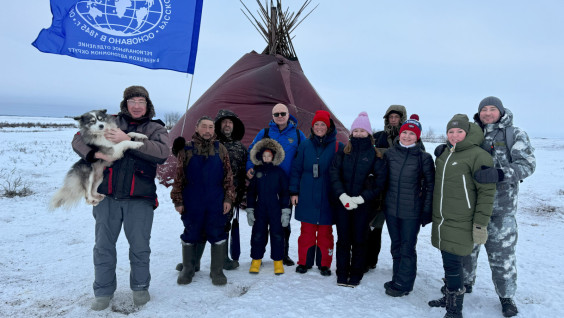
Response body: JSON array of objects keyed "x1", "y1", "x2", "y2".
[
  {"x1": 274, "y1": 260, "x2": 284, "y2": 275},
  {"x1": 249, "y1": 259, "x2": 262, "y2": 274}
]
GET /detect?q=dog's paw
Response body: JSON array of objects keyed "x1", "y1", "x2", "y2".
[
  {"x1": 128, "y1": 132, "x2": 148, "y2": 140},
  {"x1": 94, "y1": 193, "x2": 105, "y2": 201}
]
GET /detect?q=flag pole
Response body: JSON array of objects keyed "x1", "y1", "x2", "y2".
[{"x1": 180, "y1": 73, "x2": 195, "y2": 136}]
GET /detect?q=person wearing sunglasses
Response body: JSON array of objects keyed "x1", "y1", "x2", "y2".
[{"x1": 246, "y1": 103, "x2": 306, "y2": 266}]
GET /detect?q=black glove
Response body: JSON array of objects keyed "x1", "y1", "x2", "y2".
[
  {"x1": 420, "y1": 214, "x2": 432, "y2": 227},
  {"x1": 474, "y1": 166, "x2": 504, "y2": 183},
  {"x1": 172, "y1": 136, "x2": 186, "y2": 156},
  {"x1": 434, "y1": 144, "x2": 447, "y2": 157}
]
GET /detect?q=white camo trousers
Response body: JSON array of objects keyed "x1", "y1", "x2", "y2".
[{"x1": 462, "y1": 214, "x2": 518, "y2": 298}]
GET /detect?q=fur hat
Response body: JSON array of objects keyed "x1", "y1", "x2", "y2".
[
  {"x1": 119, "y1": 85, "x2": 155, "y2": 119},
  {"x1": 478, "y1": 96, "x2": 505, "y2": 117},
  {"x1": 312, "y1": 110, "x2": 331, "y2": 128},
  {"x1": 447, "y1": 114, "x2": 470, "y2": 134},
  {"x1": 250, "y1": 138, "x2": 285, "y2": 166},
  {"x1": 351, "y1": 111, "x2": 372, "y2": 133},
  {"x1": 399, "y1": 114, "x2": 422, "y2": 140}
]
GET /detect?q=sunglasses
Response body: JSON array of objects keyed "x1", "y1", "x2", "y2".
[{"x1": 272, "y1": 112, "x2": 287, "y2": 117}]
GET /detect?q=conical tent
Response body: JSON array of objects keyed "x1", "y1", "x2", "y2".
[{"x1": 157, "y1": 1, "x2": 350, "y2": 185}]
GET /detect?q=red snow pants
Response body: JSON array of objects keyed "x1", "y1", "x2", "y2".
[{"x1": 297, "y1": 222, "x2": 334, "y2": 268}]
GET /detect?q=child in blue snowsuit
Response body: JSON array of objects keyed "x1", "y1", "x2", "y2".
[{"x1": 246, "y1": 138, "x2": 291, "y2": 275}]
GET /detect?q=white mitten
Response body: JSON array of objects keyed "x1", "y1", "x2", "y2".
[
  {"x1": 350, "y1": 196, "x2": 365, "y2": 205},
  {"x1": 339, "y1": 193, "x2": 358, "y2": 210}
]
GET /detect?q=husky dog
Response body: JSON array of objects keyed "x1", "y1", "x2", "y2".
[{"x1": 50, "y1": 109, "x2": 148, "y2": 210}]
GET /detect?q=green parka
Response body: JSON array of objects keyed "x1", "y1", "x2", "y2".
[{"x1": 431, "y1": 121, "x2": 496, "y2": 256}]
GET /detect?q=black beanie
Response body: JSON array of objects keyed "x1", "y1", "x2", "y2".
[{"x1": 478, "y1": 96, "x2": 505, "y2": 117}]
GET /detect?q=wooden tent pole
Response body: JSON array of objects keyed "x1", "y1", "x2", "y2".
[{"x1": 269, "y1": 5, "x2": 277, "y2": 55}]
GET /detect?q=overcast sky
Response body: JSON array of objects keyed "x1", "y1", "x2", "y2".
[{"x1": 1, "y1": 1, "x2": 562, "y2": 137}]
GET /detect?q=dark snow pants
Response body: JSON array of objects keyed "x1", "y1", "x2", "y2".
[
  {"x1": 335, "y1": 207, "x2": 370, "y2": 281},
  {"x1": 442, "y1": 250, "x2": 464, "y2": 291},
  {"x1": 250, "y1": 208, "x2": 284, "y2": 261},
  {"x1": 92, "y1": 197, "x2": 154, "y2": 297},
  {"x1": 386, "y1": 214, "x2": 421, "y2": 291}
]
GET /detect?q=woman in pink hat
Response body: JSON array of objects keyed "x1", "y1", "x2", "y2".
[{"x1": 329, "y1": 112, "x2": 387, "y2": 287}]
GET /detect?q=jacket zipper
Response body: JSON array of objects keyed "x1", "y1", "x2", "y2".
[
  {"x1": 438, "y1": 151, "x2": 453, "y2": 249},
  {"x1": 395, "y1": 150, "x2": 409, "y2": 216},
  {"x1": 462, "y1": 175, "x2": 471, "y2": 209}
]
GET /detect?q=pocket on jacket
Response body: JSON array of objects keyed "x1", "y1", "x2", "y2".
[{"x1": 130, "y1": 161, "x2": 157, "y2": 197}]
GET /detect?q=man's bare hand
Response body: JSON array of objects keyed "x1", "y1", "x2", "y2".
[
  {"x1": 104, "y1": 128, "x2": 131, "y2": 143},
  {"x1": 246, "y1": 168, "x2": 254, "y2": 179},
  {"x1": 175, "y1": 206, "x2": 184, "y2": 215},
  {"x1": 291, "y1": 195, "x2": 299, "y2": 206},
  {"x1": 223, "y1": 202, "x2": 232, "y2": 214}
]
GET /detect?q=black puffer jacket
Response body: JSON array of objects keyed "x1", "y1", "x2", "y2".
[
  {"x1": 329, "y1": 137, "x2": 387, "y2": 202},
  {"x1": 384, "y1": 141, "x2": 435, "y2": 220}
]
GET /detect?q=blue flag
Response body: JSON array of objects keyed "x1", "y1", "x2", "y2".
[{"x1": 33, "y1": 0, "x2": 203, "y2": 73}]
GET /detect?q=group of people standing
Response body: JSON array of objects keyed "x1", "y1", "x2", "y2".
[{"x1": 75, "y1": 86, "x2": 535, "y2": 318}]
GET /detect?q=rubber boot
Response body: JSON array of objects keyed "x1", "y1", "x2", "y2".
[
  {"x1": 194, "y1": 241, "x2": 206, "y2": 272},
  {"x1": 249, "y1": 259, "x2": 262, "y2": 274},
  {"x1": 444, "y1": 287, "x2": 465, "y2": 318},
  {"x1": 132, "y1": 290, "x2": 150, "y2": 306},
  {"x1": 91, "y1": 295, "x2": 113, "y2": 311},
  {"x1": 210, "y1": 242, "x2": 227, "y2": 286},
  {"x1": 177, "y1": 242, "x2": 196, "y2": 285},
  {"x1": 274, "y1": 260, "x2": 284, "y2": 275},
  {"x1": 223, "y1": 235, "x2": 239, "y2": 270}
]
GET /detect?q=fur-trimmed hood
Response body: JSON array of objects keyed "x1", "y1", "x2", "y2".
[
  {"x1": 214, "y1": 109, "x2": 245, "y2": 142},
  {"x1": 383, "y1": 104, "x2": 407, "y2": 126},
  {"x1": 119, "y1": 85, "x2": 156, "y2": 120},
  {"x1": 250, "y1": 138, "x2": 285, "y2": 166}
]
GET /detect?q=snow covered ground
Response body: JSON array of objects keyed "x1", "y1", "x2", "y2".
[{"x1": 0, "y1": 116, "x2": 562, "y2": 318}]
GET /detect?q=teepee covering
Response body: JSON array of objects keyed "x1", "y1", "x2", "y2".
[{"x1": 157, "y1": 1, "x2": 349, "y2": 185}]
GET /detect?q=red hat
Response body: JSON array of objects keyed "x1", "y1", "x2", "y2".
[
  {"x1": 399, "y1": 114, "x2": 422, "y2": 140},
  {"x1": 312, "y1": 110, "x2": 331, "y2": 128}
]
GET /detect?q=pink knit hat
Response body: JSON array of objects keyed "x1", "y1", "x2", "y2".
[{"x1": 350, "y1": 111, "x2": 372, "y2": 133}]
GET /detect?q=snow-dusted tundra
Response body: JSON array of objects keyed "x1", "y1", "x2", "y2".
[{"x1": 0, "y1": 116, "x2": 562, "y2": 317}]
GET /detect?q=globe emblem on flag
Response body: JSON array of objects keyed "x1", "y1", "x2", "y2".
[{"x1": 75, "y1": 0, "x2": 163, "y2": 37}]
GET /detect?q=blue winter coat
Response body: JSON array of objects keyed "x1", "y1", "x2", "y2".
[
  {"x1": 246, "y1": 114, "x2": 306, "y2": 176},
  {"x1": 289, "y1": 124, "x2": 343, "y2": 225}
]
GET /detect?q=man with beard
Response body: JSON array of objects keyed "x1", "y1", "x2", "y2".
[
  {"x1": 171, "y1": 116, "x2": 235, "y2": 286},
  {"x1": 214, "y1": 109, "x2": 248, "y2": 269}
]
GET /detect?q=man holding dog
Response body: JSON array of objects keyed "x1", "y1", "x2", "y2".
[
  {"x1": 170, "y1": 116, "x2": 236, "y2": 286},
  {"x1": 72, "y1": 86, "x2": 170, "y2": 311}
]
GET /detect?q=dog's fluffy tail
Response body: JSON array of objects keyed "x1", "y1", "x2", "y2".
[{"x1": 48, "y1": 175, "x2": 85, "y2": 211}]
